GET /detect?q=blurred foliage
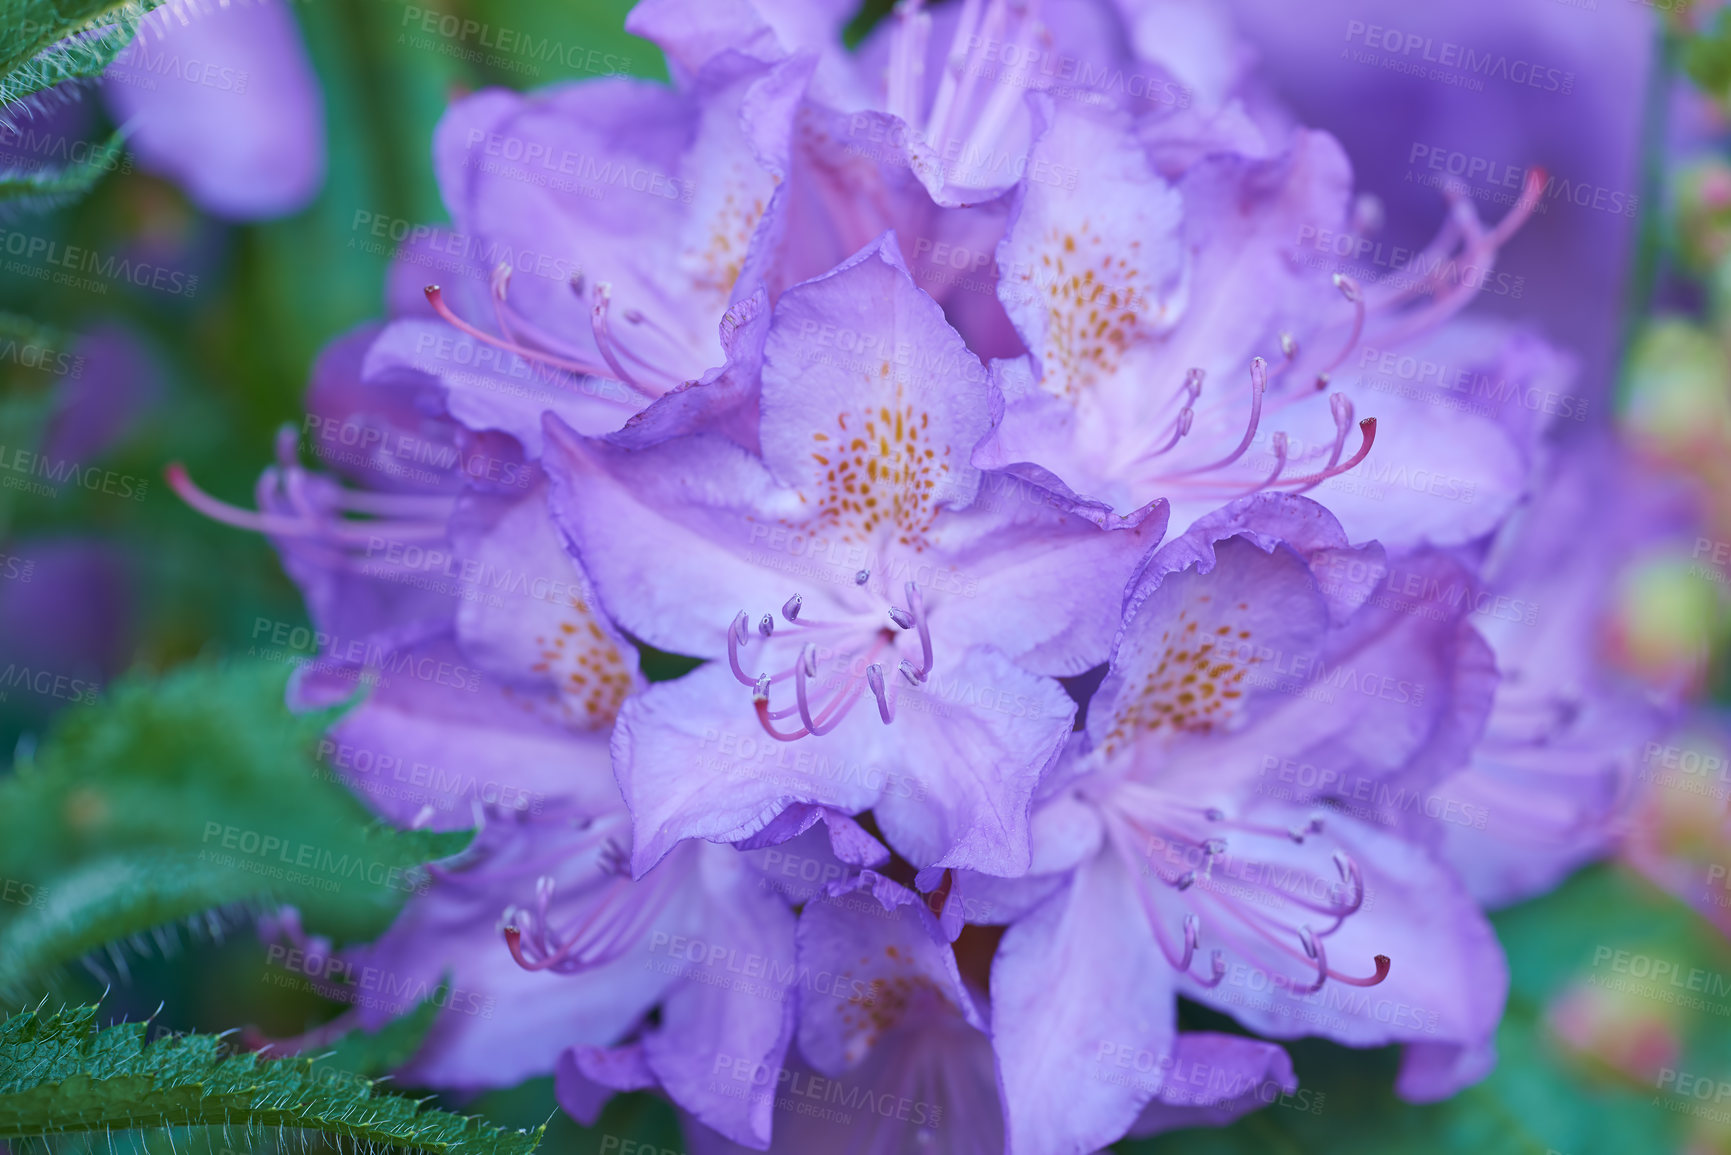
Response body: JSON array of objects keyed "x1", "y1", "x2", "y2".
[
  {"x1": 0, "y1": 1003, "x2": 541, "y2": 1153},
  {"x1": 0, "y1": 661, "x2": 470, "y2": 1003},
  {"x1": 0, "y1": 0, "x2": 166, "y2": 118}
]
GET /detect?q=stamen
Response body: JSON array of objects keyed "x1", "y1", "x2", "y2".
[
  {"x1": 905, "y1": 582, "x2": 934, "y2": 678},
  {"x1": 1314, "y1": 274, "x2": 1365, "y2": 386},
  {"x1": 1181, "y1": 367, "x2": 1205, "y2": 404},
  {"x1": 1168, "y1": 358, "x2": 1266, "y2": 476},
  {"x1": 424, "y1": 285, "x2": 610, "y2": 380},
  {"x1": 1134, "y1": 406, "x2": 1193, "y2": 464},
  {"x1": 1280, "y1": 332, "x2": 1298, "y2": 360},
  {"x1": 956, "y1": 0, "x2": 1044, "y2": 173},
  {"x1": 727, "y1": 611, "x2": 757, "y2": 687},
  {"x1": 755, "y1": 695, "x2": 810, "y2": 742},
  {"x1": 866, "y1": 664, "x2": 895, "y2": 723},
  {"x1": 1334, "y1": 953, "x2": 1392, "y2": 988},
  {"x1": 887, "y1": 0, "x2": 931, "y2": 126},
  {"x1": 759, "y1": 614, "x2": 775, "y2": 638},
  {"x1": 888, "y1": 606, "x2": 915, "y2": 630},
  {"x1": 855, "y1": 569, "x2": 871, "y2": 585},
  {"x1": 794, "y1": 644, "x2": 855, "y2": 736},
  {"x1": 1255, "y1": 431, "x2": 1288, "y2": 491},
  {"x1": 589, "y1": 282, "x2": 663, "y2": 401},
  {"x1": 1288, "y1": 395, "x2": 1354, "y2": 496},
  {"x1": 1178, "y1": 913, "x2": 1201, "y2": 972},
  {"x1": 1273, "y1": 418, "x2": 1376, "y2": 490},
  {"x1": 782, "y1": 594, "x2": 803, "y2": 622},
  {"x1": 166, "y1": 464, "x2": 447, "y2": 544},
  {"x1": 925, "y1": 0, "x2": 982, "y2": 143},
  {"x1": 898, "y1": 659, "x2": 924, "y2": 686},
  {"x1": 273, "y1": 424, "x2": 298, "y2": 470}
]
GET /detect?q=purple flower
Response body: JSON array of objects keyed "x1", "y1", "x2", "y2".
[
  {"x1": 1213, "y1": 0, "x2": 1652, "y2": 405},
  {"x1": 362, "y1": 51, "x2": 809, "y2": 453},
  {"x1": 976, "y1": 94, "x2": 1568, "y2": 548},
  {"x1": 102, "y1": 0, "x2": 326, "y2": 219},
  {"x1": 675, "y1": 869, "x2": 1002, "y2": 1154},
  {"x1": 986, "y1": 493, "x2": 1505, "y2": 1152},
  {"x1": 545, "y1": 234, "x2": 1164, "y2": 878},
  {"x1": 1435, "y1": 430, "x2": 1698, "y2": 907}
]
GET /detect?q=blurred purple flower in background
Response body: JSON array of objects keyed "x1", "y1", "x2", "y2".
[{"x1": 102, "y1": 0, "x2": 326, "y2": 219}]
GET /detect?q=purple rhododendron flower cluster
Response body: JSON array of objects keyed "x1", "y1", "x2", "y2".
[{"x1": 165, "y1": 1, "x2": 1691, "y2": 1151}]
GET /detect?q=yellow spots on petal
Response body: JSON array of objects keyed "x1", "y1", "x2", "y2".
[
  {"x1": 682, "y1": 165, "x2": 768, "y2": 310},
  {"x1": 832, "y1": 941, "x2": 952, "y2": 1061},
  {"x1": 524, "y1": 595, "x2": 633, "y2": 729},
  {"x1": 806, "y1": 383, "x2": 950, "y2": 549},
  {"x1": 1018, "y1": 221, "x2": 1154, "y2": 401},
  {"x1": 1103, "y1": 595, "x2": 1258, "y2": 753}
]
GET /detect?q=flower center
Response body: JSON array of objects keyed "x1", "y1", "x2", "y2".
[
  {"x1": 726, "y1": 575, "x2": 939, "y2": 741},
  {"x1": 1098, "y1": 779, "x2": 1391, "y2": 995}
]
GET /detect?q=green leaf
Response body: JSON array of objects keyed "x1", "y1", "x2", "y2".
[
  {"x1": 316, "y1": 989, "x2": 443, "y2": 1080},
  {"x1": 0, "y1": 1003, "x2": 541, "y2": 1154},
  {"x1": 1683, "y1": 8, "x2": 1731, "y2": 98},
  {"x1": 0, "y1": 129, "x2": 125, "y2": 214},
  {"x1": 1123, "y1": 864, "x2": 1731, "y2": 1155},
  {"x1": 0, "y1": 661, "x2": 471, "y2": 1000},
  {"x1": 0, "y1": 0, "x2": 168, "y2": 121}
]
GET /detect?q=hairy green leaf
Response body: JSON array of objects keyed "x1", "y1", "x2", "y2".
[
  {"x1": 0, "y1": 661, "x2": 470, "y2": 1000},
  {"x1": 0, "y1": 130, "x2": 125, "y2": 214},
  {"x1": 0, "y1": 1004, "x2": 541, "y2": 1153},
  {"x1": 0, "y1": 0, "x2": 167, "y2": 120}
]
